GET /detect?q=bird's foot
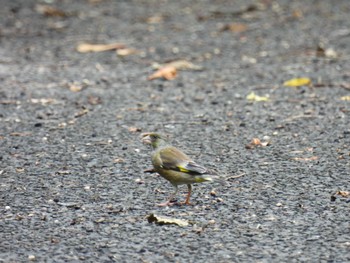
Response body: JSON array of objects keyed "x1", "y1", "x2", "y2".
[{"x1": 179, "y1": 201, "x2": 192, "y2": 206}]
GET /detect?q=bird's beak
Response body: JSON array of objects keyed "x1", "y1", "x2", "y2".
[{"x1": 141, "y1": 133, "x2": 152, "y2": 145}]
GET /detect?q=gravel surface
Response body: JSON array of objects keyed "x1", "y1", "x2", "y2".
[{"x1": 1, "y1": 0, "x2": 350, "y2": 262}]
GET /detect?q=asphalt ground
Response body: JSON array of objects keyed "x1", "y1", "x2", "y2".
[{"x1": 0, "y1": 0, "x2": 350, "y2": 262}]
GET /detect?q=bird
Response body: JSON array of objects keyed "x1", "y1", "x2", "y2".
[{"x1": 142, "y1": 132, "x2": 222, "y2": 206}]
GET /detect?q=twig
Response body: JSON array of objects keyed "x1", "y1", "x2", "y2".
[{"x1": 227, "y1": 173, "x2": 246, "y2": 180}]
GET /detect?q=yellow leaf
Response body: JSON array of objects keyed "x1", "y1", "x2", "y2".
[
  {"x1": 246, "y1": 91, "x2": 269, "y2": 102},
  {"x1": 283, "y1": 78, "x2": 311, "y2": 87},
  {"x1": 340, "y1": 96, "x2": 350, "y2": 101}
]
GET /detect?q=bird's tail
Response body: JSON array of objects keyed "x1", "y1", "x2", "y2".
[
  {"x1": 198, "y1": 173, "x2": 227, "y2": 185},
  {"x1": 209, "y1": 175, "x2": 227, "y2": 185}
]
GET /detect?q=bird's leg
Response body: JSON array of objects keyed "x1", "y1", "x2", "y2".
[
  {"x1": 157, "y1": 185, "x2": 178, "y2": 206},
  {"x1": 180, "y1": 184, "x2": 192, "y2": 205}
]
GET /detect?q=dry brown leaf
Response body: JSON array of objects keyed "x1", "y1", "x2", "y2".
[
  {"x1": 147, "y1": 214, "x2": 189, "y2": 227},
  {"x1": 221, "y1": 23, "x2": 248, "y2": 33},
  {"x1": 128, "y1": 127, "x2": 142, "y2": 133},
  {"x1": 335, "y1": 191, "x2": 350, "y2": 198},
  {"x1": 36, "y1": 5, "x2": 67, "y2": 17},
  {"x1": 16, "y1": 168, "x2": 25, "y2": 173},
  {"x1": 76, "y1": 42, "x2": 125, "y2": 53},
  {"x1": 113, "y1": 158, "x2": 125, "y2": 163},
  {"x1": 88, "y1": 96, "x2": 102, "y2": 105},
  {"x1": 75, "y1": 109, "x2": 89, "y2": 118},
  {"x1": 316, "y1": 45, "x2": 338, "y2": 58},
  {"x1": 292, "y1": 156, "x2": 318, "y2": 161},
  {"x1": 10, "y1": 132, "x2": 32, "y2": 137},
  {"x1": 146, "y1": 15, "x2": 164, "y2": 24},
  {"x1": 251, "y1": 138, "x2": 262, "y2": 146},
  {"x1": 148, "y1": 66, "x2": 177, "y2": 81},
  {"x1": 0, "y1": 100, "x2": 20, "y2": 105},
  {"x1": 292, "y1": 9, "x2": 303, "y2": 18},
  {"x1": 246, "y1": 137, "x2": 270, "y2": 149},
  {"x1": 69, "y1": 83, "x2": 84, "y2": 92},
  {"x1": 156, "y1": 60, "x2": 203, "y2": 71},
  {"x1": 116, "y1": 48, "x2": 140, "y2": 56}
]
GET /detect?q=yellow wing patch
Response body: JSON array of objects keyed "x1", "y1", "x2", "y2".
[{"x1": 178, "y1": 167, "x2": 191, "y2": 173}]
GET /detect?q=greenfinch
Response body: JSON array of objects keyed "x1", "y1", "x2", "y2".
[{"x1": 142, "y1": 132, "x2": 220, "y2": 206}]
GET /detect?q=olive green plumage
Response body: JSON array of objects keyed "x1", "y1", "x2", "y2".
[{"x1": 142, "y1": 132, "x2": 217, "y2": 206}]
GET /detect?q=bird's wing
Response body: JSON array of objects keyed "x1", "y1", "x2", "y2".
[{"x1": 159, "y1": 146, "x2": 207, "y2": 175}]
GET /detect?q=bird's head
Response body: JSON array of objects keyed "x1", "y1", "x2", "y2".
[{"x1": 141, "y1": 132, "x2": 167, "y2": 149}]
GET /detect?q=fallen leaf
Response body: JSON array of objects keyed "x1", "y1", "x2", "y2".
[
  {"x1": 76, "y1": 42, "x2": 125, "y2": 53},
  {"x1": 69, "y1": 83, "x2": 84, "y2": 92},
  {"x1": 147, "y1": 214, "x2": 189, "y2": 227},
  {"x1": 245, "y1": 137, "x2": 270, "y2": 149},
  {"x1": 340, "y1": 83, "x2": 350, "y2": 90},
  {"x1": 128, "y1": 127, "x2": 142, "y2": 133},
  {"x1": 331, "y1": 190, "x2": 350, "y2": 201},
  {"x1": 335, "y1": 191, "x2": 350, "y2": 198},
  {"x1": 159, "y1": 60, "x2": 203, "y2": 71},
  {"x1": 251, "y1": 138, "x2": 262, "y2": 145},
  {"x1": 75, "y1": 108, "x2": 89, "y2": 118},
  {"x1": 114, "y1": 158, "x2": 125, "y2": 163},
  {"x1": 94, "y1": 218, "x2": 106, "y2": 223},
  {"x1": 30, "y1": 98, "x2": 56, "y2": 105},
  {"x1": 0, "y1": 100, "x2": 21, "y2": 105},
  {"x1": 148, "y1": 59, "x2": 203, "y2": 81},
  {"x1": 116, "y1": 48, "x2": 140, "y2": 56},
  {"x1": 283, "y1": 78, "x2": 312, "y2": 87},
  {"x1": 169, "y1": 60, "x2": 201, "y2": 70},
  {"x1": 36, "y1": 5, "x2": 67, "y2": 17},
  {"x1": 16, "y1": 168, "x2": 25, "y2": 173},
  {"x1": 148, "y1": 66, "x2": 177, "y2": 80},
  {"x1": 146, "y1": 15, "x2": 164, "y2": 24},
  {"x1": 316, "y1": 44, "x2": 338, "y2": 58},
  {"x1": 221, "y1": 23, "x2": 248, "y2": 33},
  {"x1": 292, "y1": 9, "x2": 303, "y2": 18},
  {"x1": 340, "y1": 96, "x2": 350, "y2": 101},
  {"x1": 88, "y1": 96, "x2": 102, "y2": 105},
  {"x1": 56, "y1": 170, "x2": 71, "y2": 175},
  {"x1": 292, "y1": 156, "x2": 318, "y2": 161},
  {"x1": 10, "y1": 132, "x2": 32, "y2": 137},
  {"x1": 246, "y1": 91, "x2": 269, "y2": 102}
]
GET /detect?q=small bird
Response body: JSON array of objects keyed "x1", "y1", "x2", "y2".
[{"x1": 142, "y1": 132, "x2": 221, "y2": 206}]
